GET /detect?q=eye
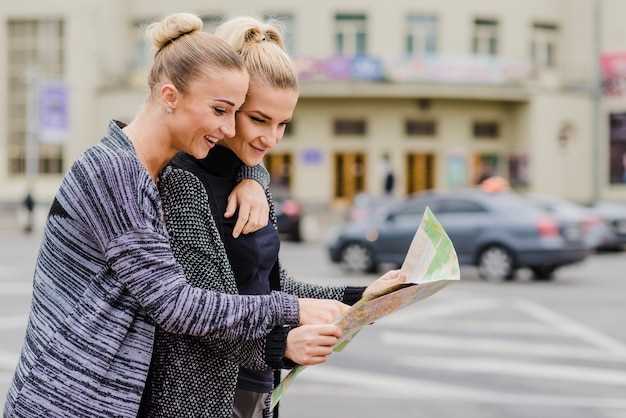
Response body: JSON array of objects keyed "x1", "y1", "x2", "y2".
[
  {"x1": 213, "y1": 107, "x2": 226, "y2": 116},
  {"x1": 250, "y1": 116, "x2": 266, "y2": 123}
]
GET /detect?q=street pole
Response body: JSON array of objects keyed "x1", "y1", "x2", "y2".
[
  {"x1": 24, "y1": 66, "x2": 39, "y2": 233},
  {"x1": 592, "y1": 0, "x2": 602, "y2": 203}
]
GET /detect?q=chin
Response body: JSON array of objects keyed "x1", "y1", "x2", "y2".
[{"x1": 244, "y1": 156, "x2": 263, "y2": 167}]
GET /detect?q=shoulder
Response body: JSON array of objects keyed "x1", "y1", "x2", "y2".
[{"x1": 159, "y1": 166, "x2": 209, "y2": 208}]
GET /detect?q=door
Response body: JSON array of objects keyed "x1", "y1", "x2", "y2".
[
  {"x1": 334, "y1": 152, "x2": 367, "y2": 202},
  {"x1": 265, "y1": 152, "x2": 293, "y2": 191},
  {"x1": 406, "y1": 153, "x2": 436, "y2": 195}
]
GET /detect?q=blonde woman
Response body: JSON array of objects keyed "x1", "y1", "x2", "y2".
[
  {"x1": 3, "y1": 13, "x2": 347, "y2": 418},
  {"x1": 141, "y1": 16, "x2": 406, "y2": 418}
]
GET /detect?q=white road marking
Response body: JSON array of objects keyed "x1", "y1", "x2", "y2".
[
  {"x1": 294, "y1": 366, "x2": 626, "y2": 409},
  {"x1": 398, "y1": 355, "x2": 626, "y2": 386},
  {"x1": 380, "y1": 332, "x2": 626, "y2": 363},
  {"x1": 383, "y1": 320, "x2": 559, "y2": 336},
  {"x1": 516, "y1": 299, "x2": 626, "y2": 356},
  {"x1": 381, "y1": 298, "x2": 500, "y2": 325}
]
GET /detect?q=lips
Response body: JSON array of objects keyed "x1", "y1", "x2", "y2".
[
  {"x1": 250, "y1": 143, "x2": 267, "y2": 154},
  {"x1": 204, "y1": 135, "x2": 219, "y2": 148}
]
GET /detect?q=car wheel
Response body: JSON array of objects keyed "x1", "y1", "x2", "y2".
[
  {"x1": 531, "y1": 266, "x2": 556, "y2": 281},
  {"x1": 478, "y1": 246, "x2": 515, "y2": 281},
  {"x1": 341, "y1": 243, "x2": 376, "y2": 273}
]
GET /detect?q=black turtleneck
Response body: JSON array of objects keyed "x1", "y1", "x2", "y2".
[{"x1": 171, "y1": 145, "x2": 280, "y2": 393}]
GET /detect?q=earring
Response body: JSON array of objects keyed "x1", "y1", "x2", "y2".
[{"x1": 165, "y1": 107, "x2": 173, "y2": 114}]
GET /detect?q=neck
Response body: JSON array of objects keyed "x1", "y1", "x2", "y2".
[
  {"x1": 123, "y1": 103, "x2": 177, "y2": 180},
  {"x1": 219, "y1": 137, "x2": 238, "y2": 157}
]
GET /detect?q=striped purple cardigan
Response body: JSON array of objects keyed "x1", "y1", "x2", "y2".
[{"x1": 3, "y1": 121, "x2": 299, "y2": 418}]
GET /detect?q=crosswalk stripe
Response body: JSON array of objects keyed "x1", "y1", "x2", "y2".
[
  {"x1": 381, "y1": 298, "x2": 500, "y2": 325},
  {"x1": 382, "y1": 320, "x2": 558, "y2": 336},
  {"x1": 380, "y1": 332, "x2": 626, "y2": 363},
  {"x1": 515, "y1": 299, "x2": 626, "y2": 356},
  {"x1": 295, "y1": 365, "x2": 626, "y2": 409},
  {"x1": 398, "y1": 355, "x2": 626, "y2": 385}
]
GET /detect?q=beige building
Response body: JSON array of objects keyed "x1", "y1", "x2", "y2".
[{"x1": 1, "y1": 0, "x2": 623, "y2": 208}]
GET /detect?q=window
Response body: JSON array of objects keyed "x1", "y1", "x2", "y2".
[
  {"x1": 393, "y1": 200, "x2": 429, "y2": 224},
  {"x1": 264, "y1": 13, "x2": 295, "y2": 55},
  {"x1": 473, "y1": 18, "x2": 499, "y2": 56},
  {"x1": 334, "y1": 118, "x2": 367, "y2": 136},
  {"x1": 531, "y1": 22, "x2": 559, "y2": 69},
  {"x1": 405, "y1": 14, "x2": 438, "y2": 56},
  {"x1": 437, "y1": 199, "x2": 487, "y2": 214},
  {"x1": 7, "y1": 19, "x2": 65, "y2": 175},
  {"x1": 201, "y1": 14, "x2": 224, "y2": 33},
  {"x1": 473, "y1": 121, "x2": 500, "y2": 139},
  {"x1": 335, "y1": 13, "x2": 367, "y2": 56},
  {"x1": 405, "y1": 119, "x2": 437, "y2": 137},
  {"x1": 473, "y1": 153, "x2": 501, "y2": 185}
]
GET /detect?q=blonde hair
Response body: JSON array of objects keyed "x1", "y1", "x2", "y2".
[
  {"x1": 215, "y1": 17, "x2": 298, "y2": 90},
  {"x1": 146, "y1": 13, "x2": 244, "y2": 94}
]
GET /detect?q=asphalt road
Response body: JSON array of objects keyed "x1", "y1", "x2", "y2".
[{"x1": 1, "y1": 231, "x2": 625, "y2": 418}]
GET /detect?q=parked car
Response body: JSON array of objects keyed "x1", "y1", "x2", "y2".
[
  {"x1": 327, "y1": 190, "x2": 589, "y2": 281},
  {"x1": 588, "y1": 201, "x2": 626, "y2": 251},
  {"x1": 272, "y1": 191, "x2": 303, "y2": 242},
  {"x1": 347, "y1": 193, "x2": 400, "y2": 223},
  {"x1": 526, "y1": 194, "x2": 616, "y2": 251}
]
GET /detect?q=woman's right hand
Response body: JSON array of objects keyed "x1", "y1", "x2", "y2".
[
  {"x1": 298, "y1": 298, "x2": 350, "y2": 325},
  {"x1": 284, "y1": 324, "x2": 342, "y2": 366}
]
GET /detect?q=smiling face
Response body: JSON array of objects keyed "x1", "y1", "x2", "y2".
[
  {"x1": 221, "y1": 81, "x2": 299, "y2": 166},
  {"x1": 165, "y1": 69, "x2": 250, "y2": 159}
]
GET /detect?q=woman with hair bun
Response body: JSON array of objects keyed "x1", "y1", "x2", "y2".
[
  {"x1": 3, "y1": 13, "x2": 347, "y2": 418},
  {"x1": 141, "y1": 16, "x2": 406, "y2": 418}
]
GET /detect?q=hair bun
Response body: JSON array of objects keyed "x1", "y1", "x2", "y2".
[{"x1": 147, "y1": 13, "x2": 203, "y2": 52}]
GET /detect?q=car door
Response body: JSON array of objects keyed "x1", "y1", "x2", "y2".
[
  {"x1": 434, "y1": 198, "x2": 490, "y2": 264},
  {"x1": 374, "y1": 198, "x2": 434, "y2": 264}
]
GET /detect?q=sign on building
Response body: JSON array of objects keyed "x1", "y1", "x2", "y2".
[{"x1": 38, "y1": 81, "x2": 69, "y2": 143}]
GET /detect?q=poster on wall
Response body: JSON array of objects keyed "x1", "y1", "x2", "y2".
[
  {"x1": 446, "y1": 152, "x2": 468, "y2": 189},
  {"x1": 609, "y1": 113, "x2": 626, "y2": 184}
]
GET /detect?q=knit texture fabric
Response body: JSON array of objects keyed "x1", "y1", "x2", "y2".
[{"x1": 139, "y1": 163, "x2": 350, "y2": 418}]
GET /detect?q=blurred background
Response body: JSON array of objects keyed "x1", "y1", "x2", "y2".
[{"x1": 1, "y1": 0, "x2": 626, "y2": 417}]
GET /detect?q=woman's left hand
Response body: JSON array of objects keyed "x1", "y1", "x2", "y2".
[
  {"x1": 225, "y1": 179, "x2": 270, "y2": 238},
  {"x1": 362, "y1": 270, "x2": 408, "y2": 301}
]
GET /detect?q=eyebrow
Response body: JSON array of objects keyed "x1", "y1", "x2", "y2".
[
  {"x1": 215, "y1": 98, "x2": 235, "y2": 106},
  {"x1": 248, "y1": 109, "x2": 292, "y2": 123}
]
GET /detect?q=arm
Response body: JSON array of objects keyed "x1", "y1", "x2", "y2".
[
  {"x1": 71, "y1": 153, "x2": 300, "y2": 340},
  {"x1": 106, "y1": 230, "x2": 298, "y2": 338},
  {"x1": 226, "y1": 164, "x2": 271, "y2": 238}
]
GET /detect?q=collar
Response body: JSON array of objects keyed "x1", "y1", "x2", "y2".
[{"x1": 198, "y1": 144, "x2": 243, "y2": 179}]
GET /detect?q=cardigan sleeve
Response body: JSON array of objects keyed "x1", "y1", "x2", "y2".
[
  {"x1": 71, "y1": 149, "x2": 300, "y2": 339},
  {"x1": 105, "y1": 229, "x2": 298, "y2": 338}
]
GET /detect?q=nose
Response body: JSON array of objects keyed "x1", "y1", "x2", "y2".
[
  {"x1": 219, "y1": 115, "x2": 237, "y2": 139},
  {"x1": 259, "y1": 134, "x2": 278, "y2": 149}
]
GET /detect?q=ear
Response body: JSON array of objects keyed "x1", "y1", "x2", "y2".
[{"x1": 160, "y1": 83, "x2": 179, "y2": 112}]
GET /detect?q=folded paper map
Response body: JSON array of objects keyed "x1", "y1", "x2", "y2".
[{"x1": 271, "y1": 207, "x2": 461, "y2": 409}]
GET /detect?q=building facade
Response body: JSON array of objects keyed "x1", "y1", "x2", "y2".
[{"x1": 1, "y1": 0, "x2": 621, "y2": 207}]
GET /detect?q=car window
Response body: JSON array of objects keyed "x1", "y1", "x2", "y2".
[
  {"x1": 437, "y1": 199, "x2": 487, "y2": 214},
  {"x1": 391, "y1": 201, "x2": 430, "y2": 223}
]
